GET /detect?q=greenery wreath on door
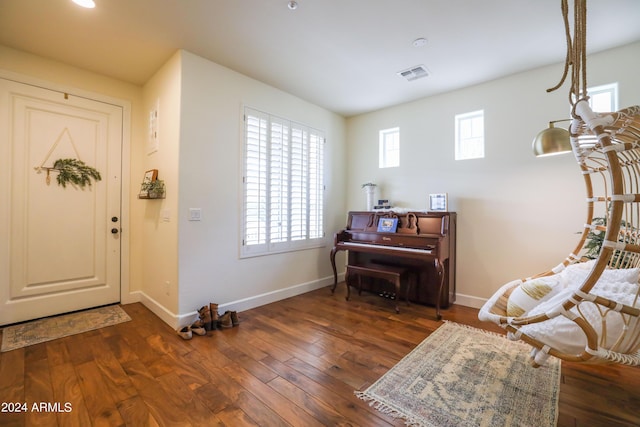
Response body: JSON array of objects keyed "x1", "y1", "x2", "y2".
[{"x1": 52, "y1": 158, "x2": 102, "y2": 188}]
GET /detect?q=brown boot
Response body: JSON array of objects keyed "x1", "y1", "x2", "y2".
[
  {"x1": 218, "y1": 311, "x2": 233, "y2": 329},
  {"x1": 210, "y1": 303, "x2": 219, "y2": 330},
  {"x1": 230, "y1": 311, "x2": 239, "y2": 327},
  {"x1": 198, "y1": 305, "x2": 213, "y2": 331}
]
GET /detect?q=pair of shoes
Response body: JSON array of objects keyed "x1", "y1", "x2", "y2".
[
  {"x1": 198, "y1": 305, "x2": 213, "y2": 331},
  {"x1": 198, "y1": 304, "x2": 220, "y2": 331},
  {"x1": 217, "y1": 310, "x2": 239, "y2": 329},
  {"x1": 177, "y1": 326, "x2": 192, "y2": 340},
  {"x1": 177, "y1": 322, "x2": 207, "y2": 340},
  {"x1": 190, "y1": 321, "x2": 206, "y2": 336}
]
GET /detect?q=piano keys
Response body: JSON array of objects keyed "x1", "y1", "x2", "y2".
[{"x1": 330, "y1": 211, "x2": 456, "y2": 317}]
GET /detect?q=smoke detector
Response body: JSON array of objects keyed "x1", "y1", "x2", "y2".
[{"x1": 397, "y1": 65, "x2": 430, "y2": 82}]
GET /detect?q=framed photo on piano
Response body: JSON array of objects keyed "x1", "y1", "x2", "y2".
[
  {"x1": 429, "y1": 193, "x2": 448, "y2": 211},
  {"x1": 377, "y1": 217, "x2": 399, "y2": 233}
]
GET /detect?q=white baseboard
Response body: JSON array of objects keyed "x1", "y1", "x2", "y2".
[
  {"x1": 453, "y1": 293, "x2": 487, "y2": 310},
  {"x1": 215, "y1": 274, "x2": 342, "y2": 314},
  {"x1": 128, "y1": 290, "x2": 183, "y2": 329},
  {"x1": 127, "y1": 273, "x2": 344, "y2": 330},
  {"x1": 127, "y1": 275, "x2": 487, "y2": 329}
]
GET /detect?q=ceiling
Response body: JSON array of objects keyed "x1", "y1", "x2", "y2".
[{"x1": 1, "y1": 0, "x2": 639, "y2": 117}]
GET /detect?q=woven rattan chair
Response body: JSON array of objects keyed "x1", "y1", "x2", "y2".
[{"x1": 479, "y1": 101, "x2": 640, "y2": 367}]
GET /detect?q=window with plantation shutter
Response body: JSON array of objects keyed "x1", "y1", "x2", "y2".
[{"x1": 242, "y1": 107, "x2": 325, "y2": 257}]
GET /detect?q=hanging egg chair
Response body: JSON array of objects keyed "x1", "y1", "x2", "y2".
[
  {"x1": 479, "y1": 0, "x2": 640, "y2": 367},
  {"x1": 479, "y1": 101, "x2": 640, "y2": 367}
]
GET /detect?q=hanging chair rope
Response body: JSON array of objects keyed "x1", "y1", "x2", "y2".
[{"x1": 545, "y1": 0, "x2": 589, "y2": 113}]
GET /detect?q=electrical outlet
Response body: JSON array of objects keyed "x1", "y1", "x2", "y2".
[{"x1": 164, "y1": 281, "x2": 170, "y2": 296}]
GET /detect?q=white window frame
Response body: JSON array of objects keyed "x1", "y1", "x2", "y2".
[
  {"x1": 455, "y1": 110, "x2": 484, "y2": 160},
  {"x1": 379, "y1": 127, "x2": 400, "y2": 168},
  {"x1": 587, "y1": 83, "x2": 618, "y2": 113},
  {"x1": 241, "y1": 107, "x2": 325, "y2": 258}
]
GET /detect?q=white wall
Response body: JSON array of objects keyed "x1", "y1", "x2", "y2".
[
  {"x1": 137, "y1": 51, "x2": 182, "y2": 314},
  {"x1": 176, "y1": 50, "x2": 347, "y2": 318},
  {"x1": 346, "y1": 42, "x2": 640, "y2": 308}
]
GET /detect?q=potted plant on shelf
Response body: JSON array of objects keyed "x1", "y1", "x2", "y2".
[{"x1": 140, "y1": 179, "x2": 165, "y2": 199}]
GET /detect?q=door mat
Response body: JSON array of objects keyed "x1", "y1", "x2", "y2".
[{"x1": 1, "y1": 305, "x2": 131, "y2": 352}]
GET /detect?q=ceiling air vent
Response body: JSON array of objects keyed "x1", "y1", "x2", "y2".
[{"x1": 397, "y1": 65, "x2": 430, "y2": 82}]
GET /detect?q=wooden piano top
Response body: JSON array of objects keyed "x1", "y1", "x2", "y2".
[{"x1": 346, "y1": 210, "x2": 454, "y2": 236}]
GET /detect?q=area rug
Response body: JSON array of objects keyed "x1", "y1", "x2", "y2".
[
  {"x1": 1, "y1": 305, "x2": 131, "y2": 352},
  {"x1": 356, "y1": 321, "x2": 561, "y2": 427}
]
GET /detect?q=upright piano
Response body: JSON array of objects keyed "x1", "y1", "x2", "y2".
[{"x1": 330, "y1": 211, "x2": 456, "y2": 316}]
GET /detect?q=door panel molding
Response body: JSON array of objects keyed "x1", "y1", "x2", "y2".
[{"x1": 0, "y1": 74, "x2": 132, "y2": 325}]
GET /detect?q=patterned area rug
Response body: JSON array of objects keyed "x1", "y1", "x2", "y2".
[
  {"x1": 1, "y1": 305, "x2": 131, "y2": 352},
  {"x1": 356, "y1": 321, "x2": 561, "y2": 427}
]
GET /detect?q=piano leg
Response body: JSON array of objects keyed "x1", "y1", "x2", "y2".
[
  {"x1": 434, "y1": 260, "x2": 444, "y2": 321},
  {"x1": 330, "y1": 247, "x2": 339, "y2": 294},
  {"x1": 345, "y1": 268, "x2": 352, "y2": 301}
]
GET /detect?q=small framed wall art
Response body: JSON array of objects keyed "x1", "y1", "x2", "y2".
[
  {"x1": 143, "y1": 169, "x2": 158, "y2": 184},
  {"x1": 429, "y1": 193, "x2": 448, "y2": 211}
]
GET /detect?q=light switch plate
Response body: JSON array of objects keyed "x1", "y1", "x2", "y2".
[{"x1": 189, "y1": 208, "x2": 202, "y2": 221}]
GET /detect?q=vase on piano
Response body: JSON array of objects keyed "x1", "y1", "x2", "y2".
[{"x1": 363, "y1": 184, "x2": 377, "y2": 211}]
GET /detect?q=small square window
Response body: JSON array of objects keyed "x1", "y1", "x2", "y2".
[
  {"x1": 379, "y1": 127, "x2": 400, "y2": 168},
  {"x1": 455, "y1": 110, "x2": 484, "y2": 160},
  {"x1": 587, "y1": 83, "x2": 618, "y2": 112}
]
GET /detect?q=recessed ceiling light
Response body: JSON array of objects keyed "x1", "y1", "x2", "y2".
[
  {"x1": 412, "y1": 37, "x2": 428, "y2": 48},
  {"x1": 287, "y1": 1, "x2": 298, "y2": 10},
  {"x1": 72, "y1": 0, "x2": 96, "y2": 8}
]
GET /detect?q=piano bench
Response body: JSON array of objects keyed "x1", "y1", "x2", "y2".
[{"x1": 345, "y1": 263, "x2": 410, "y2": 313}]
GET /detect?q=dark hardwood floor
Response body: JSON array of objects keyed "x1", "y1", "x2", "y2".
[{"x1": 1, "y1": 284, "x2": 639, "y2": 426}]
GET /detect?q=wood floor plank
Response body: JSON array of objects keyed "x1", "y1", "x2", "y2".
[
  {"x1": 155, "y1": 371, "x2": 223, "y2": 425},
  {"x1": 48, "y1": 362, "x2": 91, "y2": 427},
  {"x1": 0, "y1": 347, "x2": 25, "y2": 398},
  {"x1": 122, "y1": 358, "x2": 193, "y2": 427},
  {"x1": 82, "y1": 333, "x2": 139, "y2": 404},
  {"x1": 0, "y1": 347, "x2": 26, "y2": 427},
  {"x1": 221, "y1": 362, "x2": 326, "y2": 427},
  {"x1": 74, "y1": 360, "x2": 125, "y2": 427},
  {"x1": 24, "y1": 357, "x2": 56, "y2": 427},
  {"x1": 45, "y1": 342, "x2": 71, "y2": 367},
  {"x1": 261, "y1": 355, "x2": 397, "y2": 426},
  {"x1": 266, "y1": 375, "x2": 360, "y2": 426},
  {"x1": 214, "y1": 406, "x2": 260, "y2": 427},
  {"x1": 116, "y1": 395, "x2": 161, "y2": 427}
]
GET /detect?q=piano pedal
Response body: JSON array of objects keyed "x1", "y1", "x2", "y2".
[{"x1": 378, "y1": 291, "x2": 396, "y2": 300}]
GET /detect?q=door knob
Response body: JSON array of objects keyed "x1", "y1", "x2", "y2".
[
  {"x1": 111, "y1": 228, "x2": 119, "y2": 234},
  {"x1": 112, "y1": 216, "x2": 119, "y2": 222}
]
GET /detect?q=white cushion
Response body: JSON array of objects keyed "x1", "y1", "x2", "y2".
[{"x1": 511, "y1": 266, "x2": 640, "y2": 355}]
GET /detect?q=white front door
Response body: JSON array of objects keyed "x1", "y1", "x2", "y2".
[{"x1": 0, "y1": 79, "x2": 122, "y2": 326}]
